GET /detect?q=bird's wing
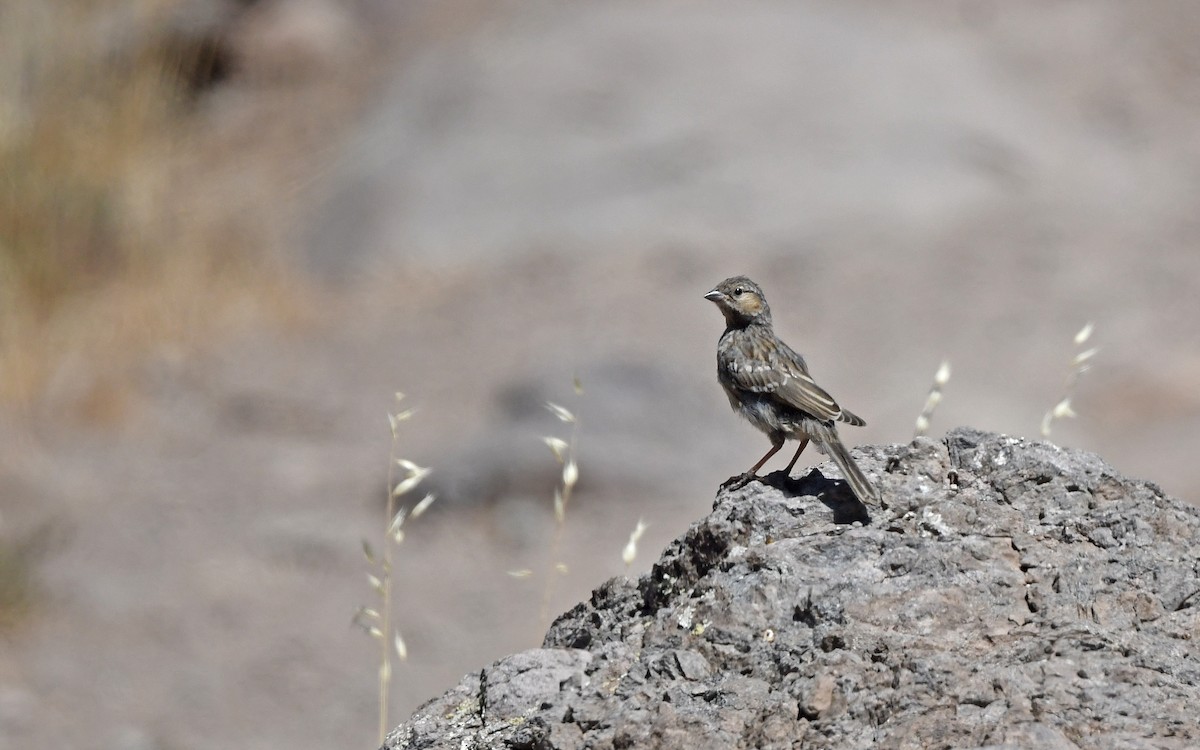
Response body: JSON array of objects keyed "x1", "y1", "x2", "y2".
[
  {"x1": 772, "y1": 355, "x2": 848, "y2": 423},
  {"x1": 726, "y1": 339, "x2": 846, "y2": 423}
]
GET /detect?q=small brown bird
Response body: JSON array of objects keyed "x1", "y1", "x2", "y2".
[{"x1": 705, "y1": 275, "x2": 879, "y2": 505}]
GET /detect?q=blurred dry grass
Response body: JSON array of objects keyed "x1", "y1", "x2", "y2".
[
  {"x1": 0, "y1": 517, "x2": 53, "y2": 631},
  {"x1": 0, "y1": 537, "x2": 36, "y2": 629},
  {"x1": 0, "y1": 0, "x2": 314, "y2": 413}
]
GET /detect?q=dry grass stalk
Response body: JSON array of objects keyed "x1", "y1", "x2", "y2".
[
  {"x1": 622, "y1": 519, "x2": 649, "y2": 570},
  {"x1": 0, "y1": 1, "x2": 313, "y2": 410},
  {"x1": 914, "y1": 360, "x2": 951, "y2": 438},
  {"x1": 1041, "y1": 323, "x2": 1098, "y2": 437},
  {"x1": 355, "y1": 393, "x2": 435, "y2": 746},
  {"x1": 0, "y1": 534, "x2": 38, "y2": 630},
  {"x1": 537, "y1": 385, "x2": 582, "y2": 631}
]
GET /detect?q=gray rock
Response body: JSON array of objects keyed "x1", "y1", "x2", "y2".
[{"x1": 384, "y1": 428, "x2": 1200, "y2": 749}]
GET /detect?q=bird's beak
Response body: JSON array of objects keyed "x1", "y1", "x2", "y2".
[{"x1": 704, "y1": 289, "x2": 724, "y2": 302}]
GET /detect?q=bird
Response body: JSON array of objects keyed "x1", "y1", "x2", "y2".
[{"x1": 705, "y1": 275, "x2": 879, "y2": 505}]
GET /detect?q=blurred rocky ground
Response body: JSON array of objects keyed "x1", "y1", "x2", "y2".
[{"x1": 1, "y1": 1, "x2": 1199, "y2": 749}]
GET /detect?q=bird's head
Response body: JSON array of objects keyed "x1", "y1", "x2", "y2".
[{"x1": 705, "y1": 276, "x2": 772, "y2": 327}]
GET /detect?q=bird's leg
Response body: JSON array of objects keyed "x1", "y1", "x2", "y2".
[
  {"x1": 782, "y1": 438, "x2": 810, "y2": 475},
  {"x1": 720, "y1": 436, "x2": 785, "y2": 491},
  {"x1": 747, "y1": 436, "x2": 785, "y2": 475}
]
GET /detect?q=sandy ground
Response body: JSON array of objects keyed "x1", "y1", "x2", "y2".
[{"x1": 3, "y1": 2, "x2": 1200, "y2": 749}]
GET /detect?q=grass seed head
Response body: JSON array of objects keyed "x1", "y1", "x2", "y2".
[
  {"x1": 387, "y1": 507, "x2": 408, "y2": 537},
  {"x1": 546, "y1": 402, "x2": 576, "y2": 423},
  {"x1": 622, "y1": 519, "x2": 649, "y2": 567},
  {"x1": 393, "y1": 408, "x2": 417, "y2": 423},
  {"x1": 1074, "y1": 322, "x2": 1094, "y2": 346},
  {"x1": 1052, "y1": 398, "x2": 1076, "y2": 419},
  {"x1": 935, "y1": 360, "x2": 951, "y2": 386},
  {"x1": 410, "y1": 493, "x2": 437, "y2": 519},
  {"x1": 562, "y1": 460, "x2": 579, "y2": 490},
  {"x1": 367, "y1": 573, "x2": 384, "y2": 594},
  {"x1": 392, "y1": 465, "x2": 431, "y2": 497},
  {"x1": 1072, "y1": 348, "x2": 1099, "y2": 367},
  {"x1": 543, "y1": 437, "x2": 569, "y2": 463},
  {"x1": 914, "y1": 358, "x2": 951, "y2": 438}
]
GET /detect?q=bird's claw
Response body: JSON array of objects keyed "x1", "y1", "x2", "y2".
[{"x1": 719, "y1": 473, "x2": 757, "y2": 491}]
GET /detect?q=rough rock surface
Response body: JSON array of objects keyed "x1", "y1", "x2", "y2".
[{"x1": 384, "y1": 428, "x2": 1200, "y2": 750}]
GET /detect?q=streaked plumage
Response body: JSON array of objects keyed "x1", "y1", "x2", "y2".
[{"x1": 705, "y1": 276, "x2": 879, "y2": 505}]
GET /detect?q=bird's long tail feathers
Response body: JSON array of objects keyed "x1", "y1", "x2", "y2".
[{"x1": 816, "y1": 433, "x2": 878, "y2": 506}]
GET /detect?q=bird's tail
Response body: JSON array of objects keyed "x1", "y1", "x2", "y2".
[{"x1": 816, "y1": 432, "x2": 879, "y2": 506}]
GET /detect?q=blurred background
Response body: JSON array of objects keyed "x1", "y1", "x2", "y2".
[{"x1": 2, "y1": 1, "x2": 1199, "y2": 748}]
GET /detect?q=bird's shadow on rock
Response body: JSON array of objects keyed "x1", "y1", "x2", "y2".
[{"x1": 763, "y1": 468, "x2": 871, "y2": 525}]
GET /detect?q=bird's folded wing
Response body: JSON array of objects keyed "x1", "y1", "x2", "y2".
[
  {"x1": 728, "y1": 353, "x2": 844, "y2": 423},
  {"x1": 774, "y1": 369, "x2": 845, "y2": 422}
]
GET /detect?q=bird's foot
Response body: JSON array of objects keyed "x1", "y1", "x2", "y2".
[{"x1": 720, "y1": 472, "x2": 758, "y2": 491}]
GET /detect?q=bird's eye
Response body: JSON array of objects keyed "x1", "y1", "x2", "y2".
[{"x1": 733, "y1": 287, "x2": 745, "y2": 296}]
